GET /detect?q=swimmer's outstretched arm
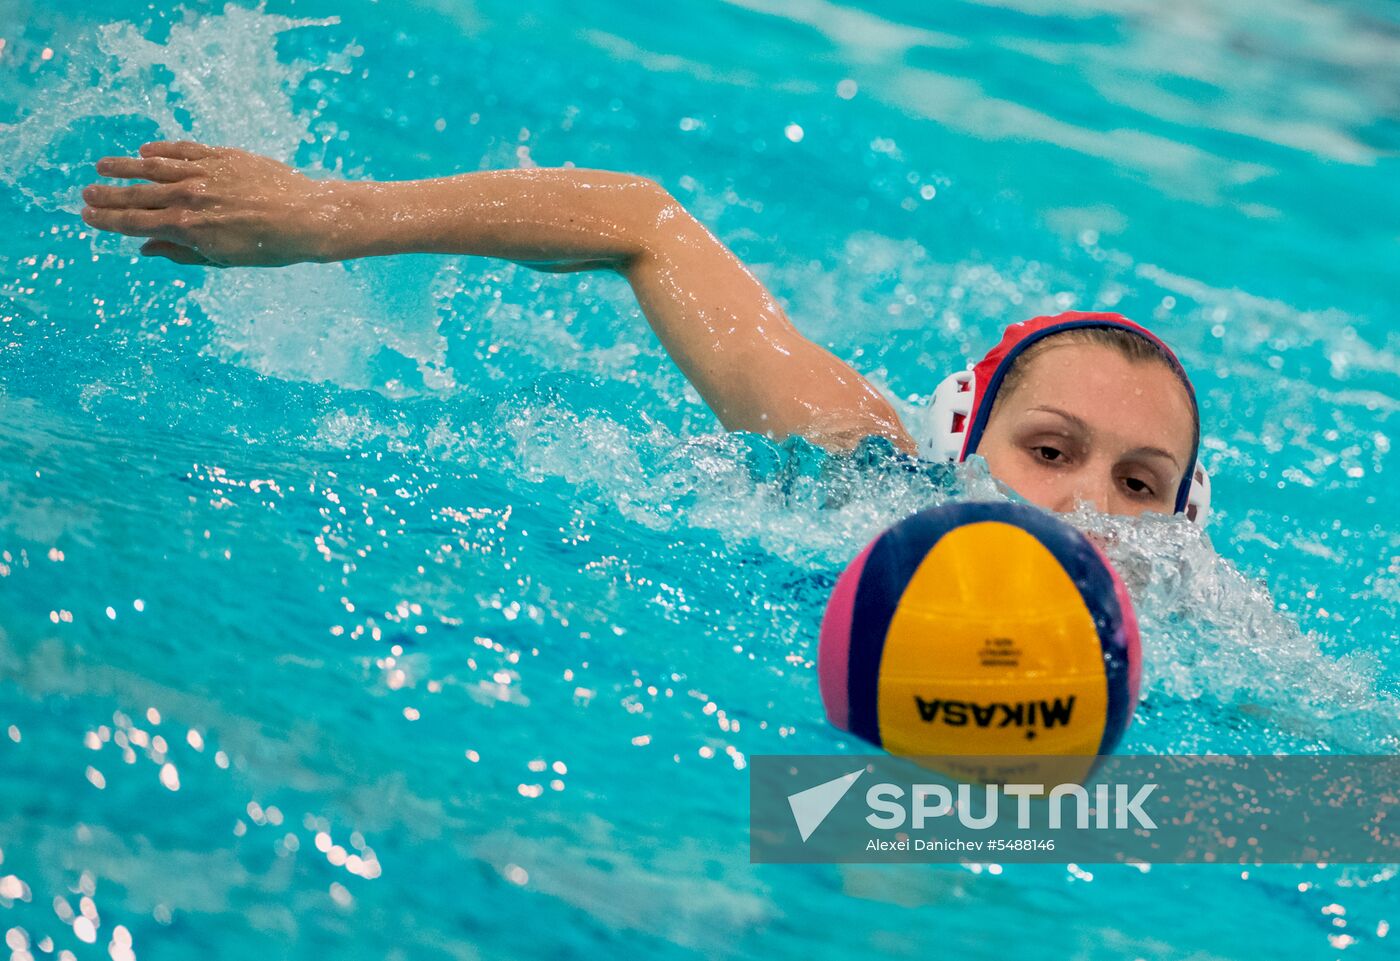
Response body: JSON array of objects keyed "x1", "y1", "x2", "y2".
[{"x1": 83, "y1": 141, "x2": 915, "y2": 454}]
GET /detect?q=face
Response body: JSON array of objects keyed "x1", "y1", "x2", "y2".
[{"x1": 974, "y1": 343, "x2": 1196, "y2": 517}]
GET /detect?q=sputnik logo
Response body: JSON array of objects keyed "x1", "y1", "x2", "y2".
[{"x1": 786, "y1": 768, "x2": 865, "y2": 842}]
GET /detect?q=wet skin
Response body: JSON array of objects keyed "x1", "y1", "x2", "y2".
[{"x1": 975, "y1": 342, "x2": 1196, "y2": 517}]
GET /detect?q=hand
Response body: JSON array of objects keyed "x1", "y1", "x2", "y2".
[{"x1": 82, "y1": 141, "x2": 344, "y2": 267}]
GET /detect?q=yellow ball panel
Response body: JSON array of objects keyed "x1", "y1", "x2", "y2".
[{"x1": 875, "y1": 522, "x2": 1109, "y2": 757}]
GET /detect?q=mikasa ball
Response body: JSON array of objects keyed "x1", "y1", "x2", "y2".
[{"x1": 818, "y1": 502, "x2": 1141, "y2": 764}]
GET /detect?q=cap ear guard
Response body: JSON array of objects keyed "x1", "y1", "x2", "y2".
[
  {"x1": 1185, "y1": 462, "x2": 1211, "y2": 527},
  {"x1": 918, "y1": 368, "x2": 975, "y2": 462},
  {"x1": 919, "y1": 368, "x2": 1213, "y2": 528}
]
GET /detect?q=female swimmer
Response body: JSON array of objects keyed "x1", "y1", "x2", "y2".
[{"x1": 80, "y1": 142, "x2": 1207, "y2": 522}]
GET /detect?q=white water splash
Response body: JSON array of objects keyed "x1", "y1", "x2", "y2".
[
  {"x1": 0, "y1": 4, "x2": 352, "y2": 210},
  {"x1": 0, "y1": 5, "x2": 463, "y2": 393},
  {"x1": 1065, "y1": 506, "x2": 1400, "y2": 753},
  {"x1": 186, "y1": 259, "x2": 456, "y2": 394}
]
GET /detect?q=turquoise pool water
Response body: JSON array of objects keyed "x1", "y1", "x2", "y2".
[{"x1": 1, "y1": 0, "x2": 1397, "y2": 958}]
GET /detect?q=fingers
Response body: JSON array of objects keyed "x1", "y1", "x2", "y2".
[
  {"x1": 92, "y1": 140, "x2": 217, "y2": 182},
  {"x1": 140, "y1": 240, "x2": 216, "y2": 267},
  {"x1": 139, "y1": 140, "x2": 216, "y2": 161},
  {"x1": 80, "y1": 205, "x2": 187, "y2": 241},
  {"x1": 94, "y1": 156, "x2": 198, "y2": 183},
  {"x1": 82, "y1": 183, "x2": 182, "y2": 210}
]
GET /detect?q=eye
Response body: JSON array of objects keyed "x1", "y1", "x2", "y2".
[
  {"x1": 1032, "y1": 445, "x2": 1065, "y2": 463},
  {"x1": 1122, "y1": 476, "x2": 1156, "y2": 498}
]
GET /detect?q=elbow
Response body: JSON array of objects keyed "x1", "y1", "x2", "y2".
[
  {"x1": 811, "y1": 415, "x2": 918, "y2": 459},
  {"x1": 629, "y1": 175, "x2": 674, "y2": 213},
  {"x1": 620, "y1": 176, "x2": 687, "y2": 271}
]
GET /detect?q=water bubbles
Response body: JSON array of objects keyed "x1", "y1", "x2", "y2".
[
  {"x1": 72, "y1": 916, "x2": 96, "y2": 944},
  {"x1": 109, "y1": 926, "x2": 135, "y2": 961},
  {"x1": 155, "y1": 761, "x2": 179, "y2": 790}
]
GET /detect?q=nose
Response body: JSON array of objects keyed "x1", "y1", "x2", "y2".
[{"x1": 1060, "y1": 468, "x2": 1113, "y2": 516}]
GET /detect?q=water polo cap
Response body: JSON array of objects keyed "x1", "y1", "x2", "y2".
[{"x1": 919, "y1": 311, "x2": 1211, "y2": 525}]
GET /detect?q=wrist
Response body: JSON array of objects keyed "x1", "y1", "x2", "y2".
[{"x1": 303, "y1": 179, "x2": 378, "y2": 263}]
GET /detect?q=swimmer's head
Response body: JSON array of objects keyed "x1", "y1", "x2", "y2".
[{"x1": 923, "y1": 312, "x2": 1210, "y2": 522}]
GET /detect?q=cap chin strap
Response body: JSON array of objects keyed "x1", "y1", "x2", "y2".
[{"x1": 923, "y1": 369, "x2": 1212, "y2": 527}]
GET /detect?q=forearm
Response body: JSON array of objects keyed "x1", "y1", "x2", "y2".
[
  {"x1": 324, "y1": 169, "x2": 912, "y2": 452},
  {"x1": 314, "y1": 168, "x2": 668, "y2": 268}
]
